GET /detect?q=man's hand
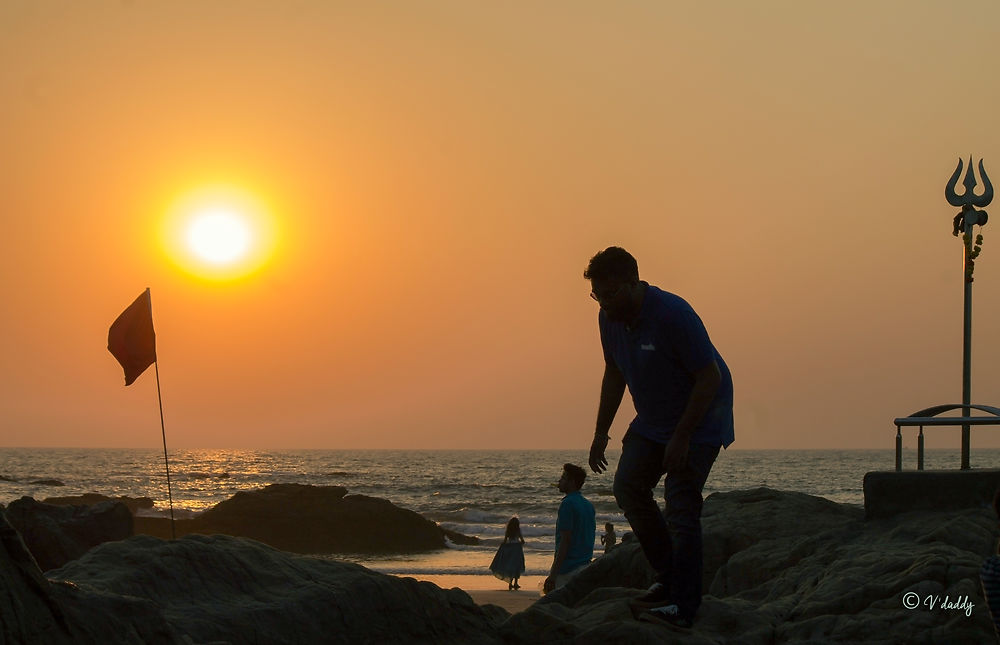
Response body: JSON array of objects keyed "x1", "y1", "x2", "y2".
[
  {"x1": 589, "y1": 434, "x2": 609, "y2": 473},
  {"x1": 543, "y1": 574, "x2": 557, "y2": 594},
  {"x1": 663, "y1": 432, "x2": 690, "y2": 472}
]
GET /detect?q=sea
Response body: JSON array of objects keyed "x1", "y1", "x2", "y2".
[{"x1": 3, "y1": 447, "x2": 998, "y2": 590}]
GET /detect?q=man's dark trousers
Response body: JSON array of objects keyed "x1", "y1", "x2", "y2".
[{"x1": 613, "y1": 430, "x2": 720, "y2": 619}]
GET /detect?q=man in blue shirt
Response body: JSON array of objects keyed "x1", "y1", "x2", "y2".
[
  {"x1": 543, "y1": 463, "x2": 596, "y2": 594},
  {"x1": 584, "y1": 246, "x2": 734, "y2": 630}
]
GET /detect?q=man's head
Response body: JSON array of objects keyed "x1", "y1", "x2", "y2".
[
  {"x1": 584, "y1": 246, "x2": 643, "y2": 322},
  {"x1": 559, "y1": 463, "x2": 587, "y2": 493}
]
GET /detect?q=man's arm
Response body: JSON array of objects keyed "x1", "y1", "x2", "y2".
[
  {"x1": 589, "y1": 362, "x2": 626, "y2": 473},
  {"x1": 543, "y1": 529, "x2": 573, "y2": 593},
  {"x1": 663, "y1": 360, "x2": 721, "y2": 471}
]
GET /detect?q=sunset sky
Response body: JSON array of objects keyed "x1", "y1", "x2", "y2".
[{"x1": 2, "y1": 1, "x2": 1000, "y2": 452}]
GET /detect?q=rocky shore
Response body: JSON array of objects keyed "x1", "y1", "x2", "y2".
[
  {"x1": 2, "y1": 486, "x2": 997, "y2": 643},
  {"x1": 5, "y1": 483, "x2": 477, "y2": 571},
  {"x1": 128, "y1": 483, "x2": 480, "y2": 554}
]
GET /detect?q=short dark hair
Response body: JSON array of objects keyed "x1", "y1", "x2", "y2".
[
  {"x1": 563, "y1": 463, "x2": 586, "y2": 489},
  {"x1": 583, "y1": 246, "x2": 639, "y2": 283}
]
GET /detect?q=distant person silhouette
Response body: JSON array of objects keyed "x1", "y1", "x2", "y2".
[
  {"x1": 543, "y1": 463, "x2": 596, "y2": 594},
  {"x1": 489, "y1": 516, "x2": 526, "y2": 590},
  {"x1": 583, "y1": 246, "x2": 734, "y2": 630},
  {"x1": 600, "y1": 522, "x2": 617, "y2": 554}
]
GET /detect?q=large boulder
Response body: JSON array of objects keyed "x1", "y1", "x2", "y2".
[
  {"x1": 50, "y1": 533, "x2": 504, "y2": 645},
  {"x1": 0, "y1": 510, "x2": 182, "y2": 644},
  {"x1": 502, "y1": 487, "x2": 997, "y2": 644},
  {"x1": 539, "y1": 487, "x2": 866, "y2": 607},
  {"x1": 4, "y1": 497, "x2": 133, "y2": 571},
  {"x1": 0, "y1": 509, "x2": 70, "y2": 643},
  {"x1": 133, "y1": 483, "x2": 477, "y2": 554},
  {"x1": 42, "y1": 493, "x2": 155, "y2": 515}
]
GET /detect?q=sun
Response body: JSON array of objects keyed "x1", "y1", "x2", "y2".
[
  {"x1": 187, "y1": 209, "x2": 252, "y2": 265},
  {"x1": 162, "y1": 185, "x2": 278, "y2": 281}
]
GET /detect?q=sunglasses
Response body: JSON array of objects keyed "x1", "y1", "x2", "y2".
[{"x1": 589, "y1": 283, "x2": 626, "y2": 304}]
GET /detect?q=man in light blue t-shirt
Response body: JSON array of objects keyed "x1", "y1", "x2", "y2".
[{"x1": 543, "y1": 463, "x2": 596, "y2": 593}]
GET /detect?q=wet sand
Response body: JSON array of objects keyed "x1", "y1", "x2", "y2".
[
  {"x1": 464, "y1": 588, "x2": 540, "y2": 614},
  {"x1": 400, "y1": 574, "x2": 542, "y2": 614}
]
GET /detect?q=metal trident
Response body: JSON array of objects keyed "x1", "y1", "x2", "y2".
[
  {"x1": 944, "y1": 156, "x2": 991, "y2": 470},
  {"x1": 945, "y1": 157, "x2": 993, "y2": 208}
]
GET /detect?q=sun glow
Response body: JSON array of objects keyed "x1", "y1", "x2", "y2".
[
  {"x1": 163, "y1": 185, "x2": 279, "y2": 281},
  {"x1": 187, "y1": 209, "x2": 252, "y2": 265}
]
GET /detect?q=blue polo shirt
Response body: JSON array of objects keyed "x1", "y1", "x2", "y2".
[
  {"x1": 599, "y1": 283, "x2": 734, "y2": 448},
  {"x1": 555, "y1": 491, "x2": 595, "y2": 573}
]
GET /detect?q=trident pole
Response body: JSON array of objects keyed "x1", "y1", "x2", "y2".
[
  {"x1": 945, "y1": 157, "x2": 992, "y2": 470},
  {"x1": 962, "y1": 217, "x2": 973, "y2": 470}
]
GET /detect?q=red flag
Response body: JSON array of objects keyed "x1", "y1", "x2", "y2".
[{"x1": 108, "y1": 288, "x2": 156, "y2": 386}]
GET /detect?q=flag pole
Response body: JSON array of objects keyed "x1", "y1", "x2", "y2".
[
  {"x1": 147, "y1": 289, "x2": 176, "y2": 539},
  {"x1": 154, "y1": 361, "x2": 176, "y2": 539}
]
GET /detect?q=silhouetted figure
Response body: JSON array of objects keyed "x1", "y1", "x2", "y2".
[
  {"x1": 489, "y1": 516, "x2": 525, "y2": 590},
  {"x1": 543, "y1": 463, "x2": 596, "y2": 594},
  {"x1": 600, "y1": 522, "x2": 616, "y2": 554},
  {"x1": 583, "y1": 246, "x2": 734, "y2": 630}
]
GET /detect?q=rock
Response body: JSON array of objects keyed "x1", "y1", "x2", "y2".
[
  {"x1": 0, "y1": 509, "x2": 70, "y2": 643},
  {"x1": 0, "y1": 510, "x2": 182, "y2": 644},
  {"x1": 504, "y1": 591, "x2": 776, "y2": 645},
  {"x1": 133, "y1": 483, "x2": 478, "y2": 554},
  {"x1": 701, "y1": 487, "x2": 865, "y2": 596},
  {"x1": 501, "y1": 487, "x2": 997, "y2": 644},
  {"x1": 5, "y1": 497, "x2": 133, "y2": 571},
  {"x1": 28, "y1": 480, "x2": 65, "y2": 487},
  {"x1": 43, "y1": 493, "x2": 155, "y2": 515},
  {"x1": 6, "y1": 485, "x2": 995, "y2": 643},
  {"x1": 540, "y1": 487, "x2": 865, "y2": 609},
  {"x1": 50, "y1": 533, "x2": 503, "y2": 645}
]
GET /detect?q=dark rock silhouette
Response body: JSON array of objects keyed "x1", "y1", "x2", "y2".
[
  {"x1": 3, "y1": 487, "x2": 994, "y2": 643},
  {"x1": 5, "y1": 497, "x2": 132, "y2": 571},
  {"x1": 51, "y1": 533, "x2": 503, "y2": 645},
  {"x1": 134, "y1": 483, "x2": 478, "y2": 554},
  {"x1": 28, "y1": 480, "x2": 65, "y2": 487},
  {"x1": 504, "y1": 487, "x2": 995, "y2": 643},
  {"x1": 0, "y1": 510, "x2": 182, "y2": 644},
  {"x1": 43, "y1": 493, "x2": 155, "y2": 515}
]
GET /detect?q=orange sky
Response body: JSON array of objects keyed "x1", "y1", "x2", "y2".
[{"x1": 2, "y1": 1, "x2": 999, "y2": 451}]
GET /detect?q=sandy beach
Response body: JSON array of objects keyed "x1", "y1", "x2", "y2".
[
  {"x1": 465, "y1": 589, "x2": 540, "y2": 614},
  {"x1": 404, "y1": 574, "x2": 542, "y2": 614}
]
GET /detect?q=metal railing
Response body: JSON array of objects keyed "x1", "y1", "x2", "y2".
[{"x1": 893, "y1": 404, "x2": 1000, "y2": 471}]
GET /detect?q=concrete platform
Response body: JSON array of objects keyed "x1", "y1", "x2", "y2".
[{"x1": 863, "y1": 469, "x2": 1000, "y2": 519}]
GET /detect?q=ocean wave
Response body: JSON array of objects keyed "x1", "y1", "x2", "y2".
[
  {"x1": 442, "y1": 537, "x2": 486, "y2": 551},
  {"x1": 429, "y1": 504, "x2": 558, "y2": 523},
  {"x1": 134, "y1": 507, "x2": 201, "y2": 520},
  {"x1": 183, "y1": 472, "x2": 231, "y2": 480},
  {"x1": 437, "y1": 509, "x2": 504, "y2": 523}
]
